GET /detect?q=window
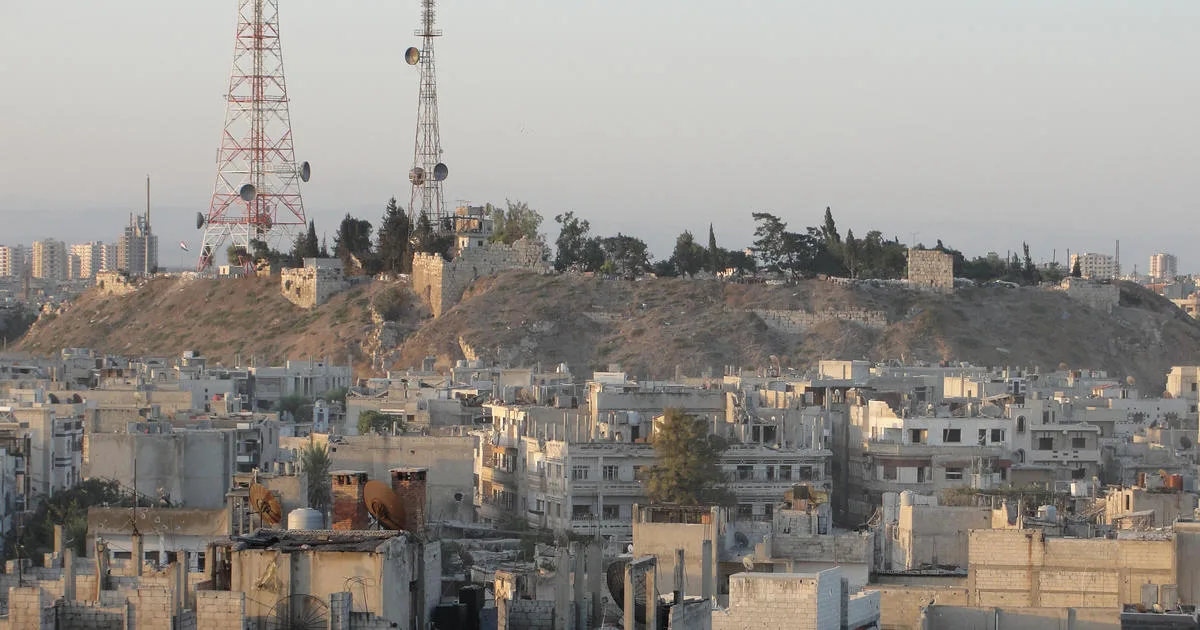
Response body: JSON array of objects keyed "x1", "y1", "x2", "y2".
[
  {"x1": 917, "y1": 467, "x2": 927, "y2": 483},
  {"x1": 572, "y1": 504, "x2": 593, "y2": 518},
  {"x1": 1019, "y1": 416, "x2": 1028, "y2": 432},
  {"x1": 778, "y1": 467, "x2": 793, "y2": 481},
  {"x1": 1071, "y1": 468, "x2": 1087, "y2": 480},
  {"x1": 796, "y1": 466, "x2": 814, "y2": 481},
  {"x1": 1071, "y1": 436, "x2": 1087, "y2": 449},
  {"x1": 882, "y1": 465, "x2": 897, "y2": 481},
  {"x1": 553, "y1": 502, "x2": 561, "y2": 517},
  {"x1": 766, "y1": 466, "x2": 775, "y2": 481},
  {"x1": 1192, "y1": 383, "x2": 1197, "y2": 392},
  {"x1": 1037, "y1": 437, "x2": 1054, "y2": 451},
  {"x1": 945, "y1": 467, "x2": 964, "y2": 480},
  {"x1": 602, "y1": 505, "x2": 620, "y2": 519},
  {"x1": 942, "y1": 429, "x2": 961, "y2": 443},
  {"x1": 632, "y1": 465, "x2": 645, "y2": 481},
  {"x1": 910, "y1": 429, "x2": 927, "y2": 444},
  {"x1": 571, "y1": 466, "x2": 589, "y2": 481},
  {"x1": 534, "y1": 499, "x2": 544, "y2": 513},
  {"x1": 978, "y1": 429, "x2": 987, "y2": 446},
  {"x1": 737, "y1": 504, "x2": 754, "y2": 518},
  {"x1": 736, "y1": 465, "x2": 754, "y2": 480},
  {"x1": 603, "y1": 465, "x2": 619, "y2": 481},
  {"x1": 991, "y1": 429, "x2": 1005, "y2": 443}
]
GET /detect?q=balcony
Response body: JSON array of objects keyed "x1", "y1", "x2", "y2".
[
  {"x1": 568, "y1": 519, "x2": 631, "y2": 536},
  {"x1": 479, "y1": 466, "x2": 515, "y2": 485},
  {"x1": 571, "y1": 480, "x2": 644, "y2": 496}
]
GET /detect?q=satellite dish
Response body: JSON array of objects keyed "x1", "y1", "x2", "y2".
[
  {"x1": 1181, "y1": 436, "x2": 1193, "y2": 451},
  {"x1": 195, "y1": 212, "x2": 206, "y2": 229},
  {"x1": 433, "y1": 162, "x2": 448, "y2": 181},
  {"x1": 364, "y1": 480, "x2": 405, "y2": 530},
  {"x1": 404, "y1": 47, "x2": 420, "y2": 65},
  {"x1": 249, "y1": 483, "x2": 283, "y2": 527},
  {"x1": 239, "y1": 183, "x2": 257, "y2": 202},
  {"x1": 408, "y1": 167, "x2": 426, "y2": 186},
  {"x1": 299, "y1": 161, "x2": 311, "y2": 183}
]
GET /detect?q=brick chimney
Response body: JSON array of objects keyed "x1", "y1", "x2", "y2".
[
  {"x1": 330, "y1": 470, "x2": 369, "y2": 530},
  {"x1": 389, "y1": 467, "x2": 428, "y2": 534}
]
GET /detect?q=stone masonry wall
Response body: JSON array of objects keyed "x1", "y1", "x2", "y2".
[
  {"x1": 499, "y1": 599, "x2": 555, "y2": 630},
  {"x1": 668, "y1": 598, "x2": 713, "y2": 630},
  {"x1": 712, "y1": 571, "x2": 839, "y2": 630},
  {"x1": 55, "y1": 601, "x2": 126, "y2": 630},
  {"x1": 196, "y1": 590, "x2": 246, "y2": 629},
  {"x1": 1057, "y1": 277, "x2": 1120, "y2": 314},
  {"x1": 281, "y1": 264, "x2": 349, "y2": 309},
  {"x1": 907, "y1": 249, "x2": 954, "y2": 292},
  {"x1": 753, "y1": 309, "x2": 888, "y2": 334},
  {"x1": 412, "y1": 239, "x2": 549, "y2": 317},
  {"x1": 967, "y1": 529, "x2": 1174, "y2": 608}
]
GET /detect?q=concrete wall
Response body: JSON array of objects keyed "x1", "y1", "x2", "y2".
[
  {"x1": 499, "y1": 599, "x2": 555, "y2": 630},
  {"x1": 283, "y1": 434, "x2": 475, "y2": 524},
  {"x1": 412, "y1": 239, "x2": 548, "y2": 318},
  {"x1": 668, "y1": 598, "x2": 713, "y2": 630},
  {"x1": 922, "y1": 606, "x2": 1120, "y2": 630},
  {"x1": 753, "y1": 308, "x2": 889, "y2": 333},
  {"x1": 86, "y1": 431, "x2": 233, "y2": 509},
  {"x1": 712, "y1": 570, "x2": 840, "y2": 630},
  {"x1": 1059, "y1": 278, "x2": 1120, "y2": 314},
  {"x1": 768, "y1": 530, "x2": 872, "y2": 588},
  {"x1": 967, "y1": 529, "x2": 1175, "y2": 608},
  {"x1": 869, "y1": 585, "x2": 969, "y2": 630},
  {"x1": 632, "y1": 508, "x2": 720, "y2": 597},
  {"x1": 896, "y1": 503, "x2": 992, "y2": 570},
  {"x1": 54, "y1": 601, "x2": 126, "y2": 630}
]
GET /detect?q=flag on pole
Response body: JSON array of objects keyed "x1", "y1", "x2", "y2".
[{"x1": 179, "y1": 241, "x2": 189, "y2": 251}]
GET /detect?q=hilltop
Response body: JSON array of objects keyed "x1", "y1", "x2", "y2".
[{"x1": 17, "y1": 272, "x2": 1200, "y2": 394}]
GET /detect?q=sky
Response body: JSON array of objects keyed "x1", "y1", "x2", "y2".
[{"x1": 1, "y1": 1, "x2": 1198, "y2": 273}]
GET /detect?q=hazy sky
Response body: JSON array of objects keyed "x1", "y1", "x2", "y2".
[{"x1": 2, "y1": 1, "x2": 1198, "y2": 272}]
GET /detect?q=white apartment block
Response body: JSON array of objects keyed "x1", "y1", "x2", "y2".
[
  {"x1": 31, "y1": 238, "x2": 68, "y2": 281},
  {"x1": 1069, "y1": 252, "x2": 1116, "y2": 280},
  {"x1": 0, "y1": 246, "x2": 16, "y2": 278},
  {"x1": 69, "y1": 241, "x2": 108, "y2": 279},
  {"x1": 1150, "y1": 252, "x2": 1178, "y2": 281}
]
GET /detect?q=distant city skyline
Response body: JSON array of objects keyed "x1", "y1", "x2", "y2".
[{"x1": 2, "y1": 1, "x2": 1198, "y2": 271}]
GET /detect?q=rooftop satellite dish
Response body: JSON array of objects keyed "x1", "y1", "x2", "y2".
[
  {"x1": 249, "y1": 483, "x2": 283, "y2": 527},
  {"x1": 408, "y1": 167, "x2": 426, "y2": 186},
  {"x1": 363, "y1": 480, "x2": 405, "y2": 530},
  {"x1": 299, "y1": 161, "x2": 311, "y2": 183},
  {"x1": 239, "y1": 183, "x2": 257, "y2": 202},
  {"x1": 195, "y1": 212, "x2": 206, "y2": 230},
  {"x1": 433, "y1": 162, "x2": 448, "y2": 181},
  {"x1": 404, "y1": 47, "x2": 420, "y2": 65}
]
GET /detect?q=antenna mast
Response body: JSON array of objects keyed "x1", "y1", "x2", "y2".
[
  {"x1": 198, "y1": 0, "x2": 311, "y2": 271},
  {"x1": 407, "y1": 0, "x2": 450, "y2": 228}
]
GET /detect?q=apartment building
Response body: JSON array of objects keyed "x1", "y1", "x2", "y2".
[
  {"x1": 1149, "y1": 252, "x2": 1178, "y2": 281},
  {"x1": 1069, "y1": 252, "x2": 1116, "y2": 280},
  {"x1": 31, "y1": 238, "x2": 68, "y2": 281},
  {"x1": 69, "y1": 241, "x2": 109, "y2": 279}
]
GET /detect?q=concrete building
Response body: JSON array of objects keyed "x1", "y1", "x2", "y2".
[
  {"x1": 1069, "y1": 252, "x2": 1116, "y2": 280},
  {"x1": 117, "y1": 211, "x2": 158, "y2": 277},
  {"x1": 0, "y1": 245, "x2": 23, "y2": 278},
  {"x1": 907, "y1": 249, "x2": 955, "y2": 292},
  {"x1": 711, "y1": 568, "x2": 880, "y2": 630},
  {"x1": 248, "y1": 359, "x2": 352, "y2": 411},
  {"x1": 880, "y1": 491, "x2": 991, "y2": 572},
  {"x1": 31, "y1": 238, "x2": 68, "y2": 281},
  {"x1": 1151, "y1": 253, "x2": 1178, "y2": 281},
  {"x1": 68, "y1": 241, "x2": 108, "y2": 279},
  {"x1": 1105, "y1": 486, "x2": 1198, "y2": 529}
]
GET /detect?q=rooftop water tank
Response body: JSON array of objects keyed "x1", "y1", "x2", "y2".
[{"x1": 288, "y1": 508, "x2": 324, "y2": 531}]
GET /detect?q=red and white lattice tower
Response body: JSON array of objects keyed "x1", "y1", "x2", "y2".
[
  {"x1": 407, "y1": 0, "x2": 449, "y2": 227},
  {"x1": 198, "y1": 0, "x2": 309, "y2": 271}
]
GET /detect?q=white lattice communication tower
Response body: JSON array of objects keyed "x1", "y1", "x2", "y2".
[
  {"x1": 407, "y1": 0, "x2": 449, "y2": 227},
  {"x1": 197, "y1": 0, "x2": 310, "y2": 271}
]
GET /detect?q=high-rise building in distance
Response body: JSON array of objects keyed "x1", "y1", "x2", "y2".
[
  {"x1": 118, "y1": 213, "x2": 158, "y2": 277},
  {"x1": 69, "y1": 241, "x2": 111, "y2": 279},
  {"x1": 1069, "y1": 252, "x2": 1116, "y2": 280},
  {"x1": 1149, "y1": 253, "x2": 1178, "y2": 282},
  {"x1": 31, "y1": 239, "x2": 68, "y2": 281}
]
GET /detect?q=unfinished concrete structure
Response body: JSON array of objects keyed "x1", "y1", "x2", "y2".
[
  {"x1": 711, "y1": 568, "x2": 880, "y2": 630},
  {"x1": 907, "y1": 249, "x2": 954, "y2": 292}
]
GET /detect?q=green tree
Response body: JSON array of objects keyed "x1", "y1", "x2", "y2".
[
  {"x1": 333, "y1": 213, "x2": 375, "y2": 273},
  {"x1": 750, "y1": 212, "x2": 790, "y2": 274},
  {"x1": 298, "y1": 441, "x2": 332, "y2": 514},
  {"x1": 490, "y1": 200, "x2": 543, "y2": 245},
  {"x1": 376, "y1": 197, "x2": 412, "y2": 274},
  {"x1": 843, "y1": 229, "x2": 861, "y2": 278},
  {"x1": 553, "y1": 211, "x2": 592, "y2": 271},
  {"x1": 821, "y1": 206, "x2": 841, "y2": 247},
  {"x1": 599, "y1": 233, "x2": 652, "y2": 277},
  {"x1": 1071, "y1": 257, "x2": 1082, "y2": 277},
  {"x1": 358, "y1": 410, "x2": 401, "y2": 435},
  {"x1": 643, "y1": 409, "x2": 732, "y2": 506},
  {"x1": 411, "y1": 210, "x2": 455, "y2": 259},
  {"x1": 7, "y1": 479, "x2": 132, "y2": 560},
  {"x1": 226, "y1": 244, "x2": 248, "y2": 266},
  {"x1": 707, "y1": 224, "x2": 722, "y2": 273},
  {"x1": 670, "y1": 230, "x2": 706, "y2": 277},
  {"x1": 277, "y1": 394, "x2": 313, "y2": 424},
  {"x1": 290, "y1": 220, "x2": 320, "y2": 266}
]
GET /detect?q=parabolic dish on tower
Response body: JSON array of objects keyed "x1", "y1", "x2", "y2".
[
  {"x1": 299, "y1": 161, "x2": 311, "y2": 183},
  {"x1": 239, "y1": 183, "x2": 257, "y2": 202},
  {"x1": 404, "y1": 47, "x2": 420, "y2": 65},
  {"x1": 409, "y1": 167, "x2": 426, "y2": 186},
  {"x1": 433, "y1": 162, "x2": 448, "y2": 181}
]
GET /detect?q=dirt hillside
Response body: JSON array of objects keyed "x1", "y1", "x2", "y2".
[{"x1": 17, "y1": 272, "x2": 1200, "y2": 394}]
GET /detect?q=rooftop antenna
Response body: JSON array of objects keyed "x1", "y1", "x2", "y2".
[
  {"x1": 145, "y1": 175, "x2": 151, "y2": 277},
  {"x1": 407, "y1": 0, "x2": 450, "y2": 228}
]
